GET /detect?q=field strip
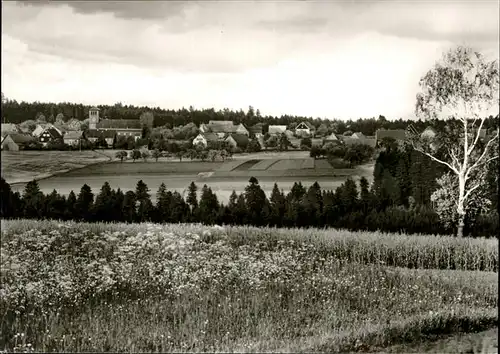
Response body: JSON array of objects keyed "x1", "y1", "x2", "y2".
[
  {"x1": 232, "y1": 160, "x2": 261, "y2": 171},
  {"x1": 301, "y1": 158, "x2": 315, "y2": 169},
  {"x1": 249, "y1": 159, "x2": 280, "y2": 170},
  {"x1": 268, "y1": 159, "x2": 305, "y2": 171},
  {"x1": 314, "y1": 159, "x2": 334, "y2": 169},
  {"x1": 215, "y1": 160, "x2": 250, "y2": 172}
]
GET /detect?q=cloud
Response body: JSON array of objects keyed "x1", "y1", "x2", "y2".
[{"x1": 14, "y1": 0, "x2": 189, "y2": 20}]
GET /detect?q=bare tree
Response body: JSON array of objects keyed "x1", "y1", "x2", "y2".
[{"x1": 409, "y1": 45, "x2": 499, "y2": 237}]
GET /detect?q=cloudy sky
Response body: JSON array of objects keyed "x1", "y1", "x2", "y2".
[{"x1": 2, "y1": 1, "x2": 498, "y2": 120}]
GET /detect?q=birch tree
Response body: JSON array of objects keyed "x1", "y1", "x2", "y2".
[{"x1": 409, "y1": 45, "x2": 499, "y2": 237}]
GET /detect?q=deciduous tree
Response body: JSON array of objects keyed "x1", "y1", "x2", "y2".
[{"x1": 410, "y1": 45, "x2": 499, "y2": 237}]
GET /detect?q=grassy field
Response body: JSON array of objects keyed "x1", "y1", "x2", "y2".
[
  {"x1": 0, "y1": 150, "x2": 111, "y2": 184},
  {"x1": 0, "y1": 219, "x2": 497, "y2": 352}
]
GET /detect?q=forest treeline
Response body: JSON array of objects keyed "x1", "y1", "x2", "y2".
[
  {"x1": 2, "y1": 142, "x2": 498, "y2": 237},
  {"x1": 3, "y1": 98, "x2": 498, "y2": 136}
]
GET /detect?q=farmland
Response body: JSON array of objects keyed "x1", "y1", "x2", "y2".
[
  {"x1": 8, "y1": 152, "x2": 374, "y2": 204},
  {"x1": 0, "y1": 150, "x2": 111, "y2": 184},
  {"x1": 1, "y1": 219, "x2": 497, "y2": 352}
]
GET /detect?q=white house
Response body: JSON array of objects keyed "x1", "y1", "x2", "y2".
[
  {"x1": 192, "y1": 133, "x2": 208, "y2": 147},
  {"x1": 192, "y1": 132, "x2": 219, "y2": 148},
  {"x1": 295, "y1": 121, "x2": 315, "y2": 137}
]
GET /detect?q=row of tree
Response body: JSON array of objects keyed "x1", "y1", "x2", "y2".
[
  {"x1": 1, "y1": 176, "x2": 497, "y2": 237},
  {"x1": 4, "y1": 94, "x2": 498, "y2": 136}
]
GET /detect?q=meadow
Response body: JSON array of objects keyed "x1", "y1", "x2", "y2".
[
  {"x1": 1, "y1": 219, "x2": 497, "y2": 352},
  {"x1": 0, "y1": 150, "x2": 111, "y2": 185}
]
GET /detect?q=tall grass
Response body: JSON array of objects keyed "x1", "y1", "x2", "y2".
[
  {"x1": 3, "y1": 219, "x2": 497, "y2": 272},
  {"x1": 0, "y1": 219, "x2": 497, "y2": 352}
]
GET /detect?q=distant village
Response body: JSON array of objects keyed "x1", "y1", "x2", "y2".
[{"x1": 0, "y1": 107, "x2": 418, "y2": 152}]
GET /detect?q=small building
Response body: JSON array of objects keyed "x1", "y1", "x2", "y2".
[
  {"x1": 1, "y1": 133, "x2": 35, "y2": 151},
  {"x1": 63, "y1": 131, "x2": 86, "y2": 147},
  {"x1": 39, "y1": 127, "x2": 63, "y2": 146},
  {"x1": 268, "y1": 125, "x2": 288, "y2": 135},
  {"x1": 295, "y1": 121, "x2": 316, "y2": 137}
]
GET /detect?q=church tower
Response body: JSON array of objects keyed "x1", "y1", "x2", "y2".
[{"x1": 89, "y1": 107, "x2": 100, "y2": 130}]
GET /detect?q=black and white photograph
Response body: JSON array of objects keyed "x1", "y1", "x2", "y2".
[{"x1": 1, "y1": 0, "x2": 499, "y2": 352}]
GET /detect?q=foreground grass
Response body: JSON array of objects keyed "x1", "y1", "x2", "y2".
[{"x1": 0, "y1": 220, "x2": 497, "y2": 352}]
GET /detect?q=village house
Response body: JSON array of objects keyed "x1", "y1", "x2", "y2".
[
  {"x1": 225, "y1": 133, "x2": 250, "y2": 150},
  {"x1": 249, "y1": 123, "x2": 263, "y2": 138},
  {"x1": 63, "y1": 131, "x2": 86, "y2": 147},
  {"x1": 38, "y1": 127, "x2": 63, "y2": 146},
  {"x1": 268, "y1": 125, "x2": 287, "y2": 136},
  {"x1": 32, "y1": 123, "x2": 64, "y2": 138},
  {"x1": 88, "y1": 107, "x2": 143, "y2": 141},
  {"x1": 200, "y1": 121, "x2": 249, "y2": 137},
  {"x1": 295, "y1": 121, "x2": 316, "y2": 137},
  {"x1": 86, "y1": 130, "x2": 117, "y2": 147},
  {"x1": 192, "y1": 132, "x2": 219, "y2": 148},
  {"x1": 375, "y1": 129, "x2": 407, "y2": 147},
  {"x1": 1, "y1": 133, "x2": 36, "y2": 151}
]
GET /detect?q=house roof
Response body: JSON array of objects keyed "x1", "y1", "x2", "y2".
[
  {"x1": 344, "y1": 137, "x2": 377, "y2": 147},
  {"x1": 42, "y1": 127, "x2": 63, "y2": 139},
  {"x1": 202, "y1": 132, "x2": 219, "y2": 142},
  {"x1": 249, "y1": 125, "x2": 263, "y2": 134},
  {"x1": 1, "y1": 123, "x2": 18, "y2": 133},
  {"x1": 325, "y1": 133, "x2": 338, "y2": 140},
  {"x1": 376, "y1": 129, "x2": 407, "y2": 141},
  {"x1": 96, "y1": 119, "x2": 141, "y2": 130},
  {"x1": 296, "y1": 121, "x2": 315, "y2": 130},
  {"x1": 89, "y1": 107, "x2": 100, "y2": 111},
  {"x1": 6, "y1": 133, "x2": 35, "y2": 144},
  {"x1": 206, "y1": 121, "x2": 238, "y2": 133},
  {"x1": 208, "y1": 120, "x2": 233, "y2": 126},
  {"x1": 284, "y1": 130, "x2": 294, "y2": 138},
  {"x1": 87, "y1": 130, "x2": 117, "y2": 138},
  {"x1": 352, "y1": 132, "x2": 365, "y2": 138},
  {"x1": 268, "y1": 125, "x2": 288, "y2": 134},
  {"x1": 229, "y1": 133, "x2": 249, "y2": 146},
  {"x1": 63, "y1": 131, "x2": 84, "y2": 139}
]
